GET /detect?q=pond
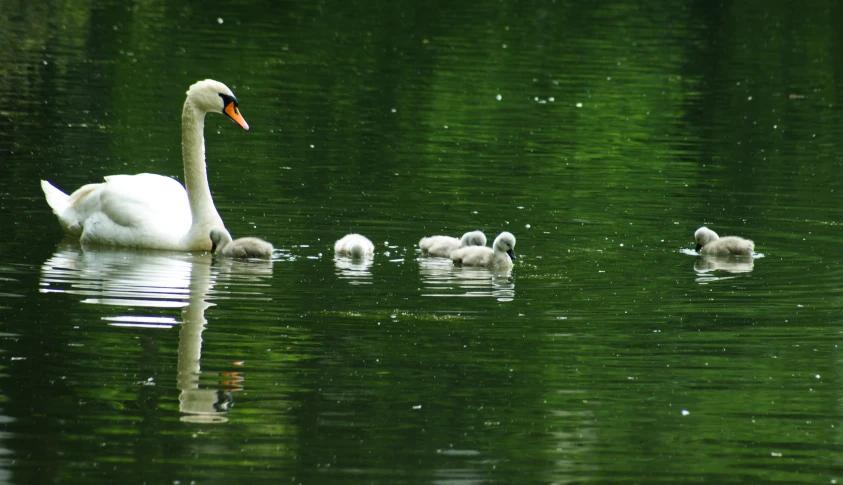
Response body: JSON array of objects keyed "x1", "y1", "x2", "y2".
[{"x1": 1, "y1": 0, "x2": 843, "y2": 483}]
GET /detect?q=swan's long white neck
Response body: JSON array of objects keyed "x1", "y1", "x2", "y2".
[{"x1": 182, "y1": 100, "x2": 223, "y2": 243}]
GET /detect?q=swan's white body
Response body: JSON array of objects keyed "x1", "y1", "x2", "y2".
[
  {"x1": 210, "y1": 227, "x2": 273, "y2": 259},
  {"x1": 334, "y1": 234, "x2": 375, "y2": 258},
  {"x1": 694, "y1": 226, "x2": 754, "y2": 256},
  {"x1": 419, "y1": 230, "x2": 487, "y2": 258},
  {"x1": 451, "y1": 232, "x2": 516, "y2": 269},
  {"x1": 40, "y1": 79, "x2": 249, "y2": 251}
]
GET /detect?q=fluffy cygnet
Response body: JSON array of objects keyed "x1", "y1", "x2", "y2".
[
  {"x1": 419, "y1": 230, "x2": 487, "y2": 258},
  {"x1": 451, "y1": 231, "x2": 516, "y2": 269},
  {"x1": 334, "y1": 233, "x2": 375, "y2": 258},
  {"x1": 209, "y1": 227, "x2": 274, "y2": 259},
  {"x1": 694, "y1": 226, "x2": 754, "y2": 256}
]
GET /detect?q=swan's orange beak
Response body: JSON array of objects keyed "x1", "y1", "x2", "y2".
[{"x1": 224, "y1": 102, "x2": 250, "y2": 131}]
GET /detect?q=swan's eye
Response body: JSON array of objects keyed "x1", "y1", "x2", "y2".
[{"x1": 218, "y1": 93, "x2": 238, "y2": 109}]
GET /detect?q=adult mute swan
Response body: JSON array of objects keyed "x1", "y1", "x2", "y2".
[
  {"x1": 40, "y1": 79, "x2": 249, "y2": 251},
  {"x1": 419, "y1": 230, "x2": 487, "y2": 258},
  {"x1": 451, "y1": 231, "x2": 516, "y2": 269},
  {"x1": 694, "y1": 226, "x2": 754, "y2": 256},
  {"x1": 210, "y1": 227, "x2": 274, "y2": 259},
  {"x1": 334, "y1": 234, "x2": 375, "y2": 258}
]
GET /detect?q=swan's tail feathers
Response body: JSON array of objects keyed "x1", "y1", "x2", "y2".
[
  {"x1": 41, "y1": 180, "x2": 85, "y2": 236},
  {"x1": 41, "y1": 180, "x2": 70, "y2": 214}
]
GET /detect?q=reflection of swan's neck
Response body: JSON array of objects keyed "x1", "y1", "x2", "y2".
[{"x1": 182, "y1": 101, "x2": 223, "y2": 238}]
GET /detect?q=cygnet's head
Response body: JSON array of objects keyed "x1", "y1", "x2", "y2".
[
  {"x1": 694, "y1": 226, "x2": 719, "y2": 252},
  {"x1": 460, "y1": 231, "x2": 487, "y2": 248},
  {"x1": 186, "y1": 79, "x2": 249, "y2": 130},
  {"x1": 209, "y1": 226, "x2": 233, "y2": 253},
  {"x1": 494, "y1": 232, "x2": 517, "y2": 260}
]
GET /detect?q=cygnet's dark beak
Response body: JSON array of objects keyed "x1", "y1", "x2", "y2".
[
  {"x1": 507, "y1": 249, "x2": 516, "y2": 261},
  {"x1": 695, "y1": 244, "x2": 702, "y2": 252}
]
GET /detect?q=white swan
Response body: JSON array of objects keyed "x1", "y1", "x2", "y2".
[
  {"x1": 451, "y1": 232, "x2": 516, "y2": 269},
  {"x1": 334, "y1": 234, "x2": 375, "y2": 258},
  {"x1": 419, "y1": 230, "x2": 487, "y2": 258},
  {"x1": 40, "y1": 79, "x2": 249, "y2": 251},
  {"x1": 210, "y1": 227, "x2": 273, "y2": 259},
  {"x1": 694, "y1": 226, "x2": 754, "y2": 256}
]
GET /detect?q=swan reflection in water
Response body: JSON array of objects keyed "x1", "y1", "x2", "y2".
[
  {"x1": 40, "y1": 242, "x2": 273, "y2": 423},
  {"x1": 418, "y1": 256, "x2": 515, "y2": 302}
]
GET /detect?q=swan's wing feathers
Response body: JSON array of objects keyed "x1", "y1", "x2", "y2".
[{"x1": 96, "y1": 175, "x2": 191, "y2": 229}]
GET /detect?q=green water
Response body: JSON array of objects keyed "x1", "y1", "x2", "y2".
[{"x1": 2, "y1": 0, "x2": 843, "y2": 483}]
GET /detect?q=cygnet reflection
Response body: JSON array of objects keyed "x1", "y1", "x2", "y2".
[
  {"x1": 334, "y1": 255, "x2": 374, "y2": 284},
  {"x1": 418, "y1": 257, "x2": 515, "y2": 302},
  {"x1": 694, "y1": 254, "x2": 756, "y2": 284}
]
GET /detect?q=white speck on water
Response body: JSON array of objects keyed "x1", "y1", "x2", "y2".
[
  {"x1": 412, "y1": 404, "x2": 422, "y2": 410},
  {"x1": 619, "y1": 243, "x2": 624, "y2": 247},
  {"x1": 496, "y1": 94, "x2": 502, "y2": 101},
  {"x1": 391, "y1": 108, "x2": 397, "y2": 113},
  {"x1": 217, "y1": 17, "x2": 224, "y2": 24},
  {"x1": 310, "y1": 144, "x2": 315, "y2": 148},
  {"x1": 816, "y1": 374, "x2": 821, "y2": 379},
  {"x1": 748, "y1": 96, "x2": 752, "y2": 101},
  {"x1": 681, "y1": 410, "x2": 690, "y2": 416},
  {"x1": 771, "y1": 452, "x2": 782, "y2": 457},
  {"x1": 576, "y1": 102, "x2": 583, "y2": 108},
  {"x1": 525, "y1": 224, "x2": 531, "y2": 229},
  {"x1": 549, "y1": 97, "x2": 555, "y2": 102}
]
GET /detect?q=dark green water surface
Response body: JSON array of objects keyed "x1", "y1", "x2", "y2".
[{"x1": 2, "y1": 0, "x2": 843, "y2": 483}]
